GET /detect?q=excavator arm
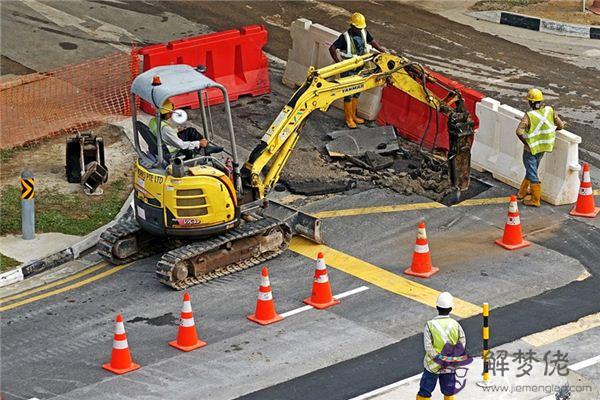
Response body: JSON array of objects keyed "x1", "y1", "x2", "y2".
[{"x1": 241, "y1": 53, "x2": 474, "y2": 200}]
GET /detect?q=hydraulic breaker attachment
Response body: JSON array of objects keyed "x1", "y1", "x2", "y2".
[{"x1": 447, "y1": 99, "x2": 475, "y2": 192}]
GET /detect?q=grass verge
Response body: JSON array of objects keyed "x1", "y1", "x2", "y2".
[
  {"x1": 472, "y1": 0, "x2": 547, "y2": 12},
  {"x1": 0, "y1": 178, "x2": 130, "y2": 236},
  {"x1": 0, "y1": 253, "x2": 21, "y2": 272}
]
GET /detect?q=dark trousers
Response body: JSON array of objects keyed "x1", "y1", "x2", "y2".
[
  {"x1": 418, "y1": 368, "x2": 456, "y2": 397},
  {"x1": 176, "y1": 127, "x2": 203, "y2": 159}
]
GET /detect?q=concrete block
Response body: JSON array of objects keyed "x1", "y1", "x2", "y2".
[
  {"x1": 471, "y1": 97, "x2": 581, "y2": 205},
  {"x1": 283, "y1": 18, "x2": 382, "y2": 120}
]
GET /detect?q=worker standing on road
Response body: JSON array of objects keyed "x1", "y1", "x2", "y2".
[
  {"x1": 149, "y1": 99, "x2": 212, "y2": 160},
  {"x1": 329, "y1": 12, "x2": 388, "y2": 129},
  {"x1": 417, "y1": 292, "x2": 466, "y2": 400},
  {"x1": 516, "y1": 88, "x2": 564, "y2": 207}
]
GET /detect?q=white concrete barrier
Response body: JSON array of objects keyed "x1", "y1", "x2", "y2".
[
  {"x1": 472, "y1": 97, "x2": 581, "y2": 205},
  {"x1": 282, "y1": 18, "x2": 383, "y2": 120}
]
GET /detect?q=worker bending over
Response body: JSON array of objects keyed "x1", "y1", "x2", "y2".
[
  {"x1": 417, "y1": 292, "x2": 466, "y2": 400},
  {"x1": 516, "y1": 88, "x2": 564, "y2": 207},
  {"x1": 329, "y1": 12, "x2": 387, "y2": 129},
  {"x1": 149, "y1": 99, "x2": 221, "y2": 160}
]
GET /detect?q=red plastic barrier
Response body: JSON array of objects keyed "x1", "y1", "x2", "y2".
[
  {"x1": 138, "y1": 25, "x2": 270, "y2": 114},
  {"x1": 376, "y1": 70, "x2": 485, "y2": 151}
]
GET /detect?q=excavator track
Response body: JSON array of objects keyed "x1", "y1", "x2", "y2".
[{"x1": 156, "y1": 216, "x2": 291, "y2": 290}]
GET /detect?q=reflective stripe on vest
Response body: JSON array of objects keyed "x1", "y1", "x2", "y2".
[
  {"x1": 340, "y1": 29, "x2": 372, "y2": 59},
  {"x1": 424, "y1": 318, "x2": 460, "y2": 373},
  {"x1": 525, "y1": 106, "x2": 556, "y2": 155},
  {"x1": 148, "y1": 117, "x2": 178, "y2": 154}
]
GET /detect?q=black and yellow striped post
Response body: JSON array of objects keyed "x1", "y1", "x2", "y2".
[
  {"x1": 20, "y1": 170, "x2": 35, "y2": 240},
  {"x1": 477, "y1": 302, "x2": 491, "y2": 387}
]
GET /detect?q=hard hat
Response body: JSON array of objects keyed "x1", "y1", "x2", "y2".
[
  {"x1": 350, "y1": 12, "x2": 367, "y2": 29},
  {"x1": 436, "y1": 292, "x2": 453, "y2": 309},
  {"x1": 160, "y1": 99, "x2": 174, "y2": 115},
  {"x1": 526, "y1": 88, "x2": 544, "y2": 102}
]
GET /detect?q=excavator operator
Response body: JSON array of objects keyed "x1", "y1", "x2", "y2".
[
  {"x1": 328, "y1": 12, "x2": 388, "y2": 129},
  {"x1": 149, "y1": 99, "x2": 222, "y2": 160}
]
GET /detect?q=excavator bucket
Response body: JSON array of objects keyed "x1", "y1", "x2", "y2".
[{"x1": 261, "y1": 200, "x2": 324, "y2": 244}]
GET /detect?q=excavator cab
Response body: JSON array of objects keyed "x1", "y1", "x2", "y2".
[{"x1": 129, "y1": 65, "x2": 243, "y2": 238}]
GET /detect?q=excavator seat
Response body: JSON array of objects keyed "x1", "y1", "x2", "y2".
[{"x1": 136, "y1": 121, "x2": 171, "y2": 163}]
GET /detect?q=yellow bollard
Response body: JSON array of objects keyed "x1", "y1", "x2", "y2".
[{"x1": 476, "y1": 303, "x2": 491, "y2": 387}]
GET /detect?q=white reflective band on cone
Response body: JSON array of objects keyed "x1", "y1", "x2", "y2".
[
  {"x1": 316, "y1": 258, "x2": 327, "y2": 270},
  {"x1": 580, "y1": 187, "x2": 593, "y2": 196},
  {"x1": 115, "y1": 322, "x2": 125, "y2": 335},
  {"x1": 113, "y1": 338, "x2": 128, "y2": 349},
  {"x1": 258, "y1": 291, "x2": 273, "y2": 301},
  {"x1": 260, "y1": 276, "x2": 270, "y2": 287},
  {"x1": 314, "y1": 273, "x2": 329, "y2": 283},
  {"x1": 414, "y1": 244, "x2": 429, "y2": 253},
  {"x1": 508, "y1": 201, "x2": 518, "y2": 213},
  {"x1": 182, "y1": 301, "x2": 192, "y2": 313},
  {"x1": 507, "y1": 216, "x2": 520, "y2": 225},
  {"x1": 180, "y1": 317, "x2": 195, "y2": 327},
  {"x1": 583, "y1": 171, "x2": 590, "y2": 182},
  {"x1": 417, "y1": 227, "x2": 427, "y2": 239}
]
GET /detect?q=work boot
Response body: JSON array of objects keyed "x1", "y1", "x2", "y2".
[
  {"x1": 416, "y1": 396, "x2": 430, "y2": 400},
  {"x1": 523, "y1": 183, "x2": 541, "y2": 207},
  {"x1": 443, "y1": 396, "x2": 455, "y2": 400},
  {"x1": 351, "y1": 98, "x2": 365, "y2": 124},
  {"x1": 517, "y1": 178, "x2": 530, "y2": 200},
  {"x1": 344, "y1": 101, "x2": 357, "y2": 129}
]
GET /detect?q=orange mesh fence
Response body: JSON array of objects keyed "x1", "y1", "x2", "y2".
[{"x1": 1, "y1": 47, "x2": 139, "y2": 149}]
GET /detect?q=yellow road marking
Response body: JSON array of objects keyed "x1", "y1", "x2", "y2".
[
  {"x1": 313, "y1": 196, "x2": 510, "y2": 219},
  {"x1": 289, "y1": 237, "x2": 481, "y2": 318},
  {"x1": 594, "y1": 189, "x2": 600, "y2": 195},
  {"x1": 522, "y1": 313, "x2": 600, "y2": 347},
  {"x1": 0, "y1": 262, "x2": 108, "y2": 304},
  {"x1": 0, "y1": 262, "x2": 133, "y2": 312}
]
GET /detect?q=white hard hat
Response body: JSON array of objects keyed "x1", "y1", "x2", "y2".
[{"x1": 436, "y1": 292, "x2": 453, "y2": 309}]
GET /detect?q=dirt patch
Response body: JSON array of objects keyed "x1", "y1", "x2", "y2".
[
  {"x1": 0, "y1": 124, "x2": 136, "y2": 195},
  {"x1": 472, "y1": 0, "x2": 600, "y2": 25}
]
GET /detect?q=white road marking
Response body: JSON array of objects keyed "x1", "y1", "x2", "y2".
[
  {"x1": 280, "y1": 286, "x2": 369, "y2": 319},
  {"x1": 568, "y1": 354, "x2": 600, "y2": 371}
]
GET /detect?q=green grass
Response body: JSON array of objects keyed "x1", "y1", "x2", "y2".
[
  {"x1": 0, "y1": 178, "x2": 130, "y2": 236},
  {"x1": 0, "y1": 253, "x2": 21, "y2": 272}
]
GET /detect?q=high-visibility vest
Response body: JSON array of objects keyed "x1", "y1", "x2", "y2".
[
  {"x1": 340, "y1": 29, "x2": 372, "y2": 59},
  {"x1": 424, "y1": 317, "x2": 460, "y2": 374},
  {"x1": 148, "y1": 117, "x2": 178, "y2": 154},
  {"x1": 524, "y1": 106, "x2": 556, "y2": 155}
]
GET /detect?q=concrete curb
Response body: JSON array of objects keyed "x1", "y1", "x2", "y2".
[
  {"x1": 0, "y1": 192, "x2": 134, "y2": 288},
  {"x1": 468, "y1": 10, "x2": 600, "y2": 40}
]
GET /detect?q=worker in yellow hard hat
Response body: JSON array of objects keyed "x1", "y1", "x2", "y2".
[
  {"x1": 329, "y1": 12, "x2": 389, "y2": 129},
  {"x1": 515, "y1": 88, "x2": 565, "y2": 206},
  {"x1": 148, "y1": 99, "x2": 217, "y2": 160}
]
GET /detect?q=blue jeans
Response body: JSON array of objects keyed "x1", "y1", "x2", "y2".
[
  {"x1": 523, "y1": 150, "x2": 544, "y2": 184},
  {"x1": 418, "y1": 368, "x2": 456, "y2": 397}
]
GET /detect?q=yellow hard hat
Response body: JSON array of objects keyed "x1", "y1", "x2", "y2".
[
  {"x1": 526, "y1": 88, "x2": 544, "y2": 102},
  {"x1": 350, "y1": 12, "x2": 367, "y2": 29},
  {"x1": 160, "y1": 99, "x2": 174, "y2": 115}
]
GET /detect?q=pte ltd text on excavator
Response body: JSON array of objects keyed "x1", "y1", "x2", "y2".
[{"x1": 98, "y1": 52, "x2": 474, "y2": 290}]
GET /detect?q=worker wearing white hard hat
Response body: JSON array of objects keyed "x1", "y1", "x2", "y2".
[{"x1": 416, "y1": 292, "x2": 467, "y2": 400}]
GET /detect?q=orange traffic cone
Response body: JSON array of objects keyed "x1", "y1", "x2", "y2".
[
  {"x1": 495, "y1": 196, "x2": 531, "y2": 250},
  {"x1": 570, "y1": 163, "x2": 600, "y2": 218},
  {"x1": 304, "y1": 252, "x2": 340, "y2": 309},
  {"x1": 102, "y1": 314, "x2": 140, "y2": 375},
  {"x1": 248, "y1": 267, "x2": 282, "y2": 325},
  {"x1": 169, "y1": 292, "x2": 207, "y2": 352},
  {"x1": 404, "y1": 220, "x2": 439, "y2": 278}
]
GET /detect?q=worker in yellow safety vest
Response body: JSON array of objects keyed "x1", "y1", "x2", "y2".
[
  {"x1": 515, "y1": 88, "x2": 565, "y2": 207},
  {"x1": 417, "y1": 292, "x2": 467, "y2": 400},
  {"x1": 148, "y1": 99, "x2": 211, "y2": 160},
  {"x1": 329, "y1": 12, "x2": 388, "y2": 129}
]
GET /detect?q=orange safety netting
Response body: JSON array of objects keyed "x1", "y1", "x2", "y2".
[{"x1": 0, "y1": 47, "x2": 139, "y2": 149}]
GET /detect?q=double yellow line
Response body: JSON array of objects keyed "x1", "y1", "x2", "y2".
[{"x1": 0, "y1": 261, "x2": 133, "y2": 312}]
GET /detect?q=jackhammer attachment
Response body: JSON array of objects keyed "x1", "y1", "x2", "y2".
[
  {"x1": 447, "y1": 100, "x2": 475, "y2": 192},
  {"x1": 260, "y1": 200, "x2": 324, "y2": 244}
]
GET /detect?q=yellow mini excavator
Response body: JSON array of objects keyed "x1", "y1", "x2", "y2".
[{"x1": 99, "y1": 53, "x2": 474, "y2": 290}]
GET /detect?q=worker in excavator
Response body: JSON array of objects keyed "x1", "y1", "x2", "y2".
[
  {"x1": 329, "y1": 12, "x2": 388, "y2": 129},
  {"x1": 515, "y1": 88, "x2": 564, "y2": 207},
  {"x1": 149, "y1": 99, "x2": 221, "y2": 160}
]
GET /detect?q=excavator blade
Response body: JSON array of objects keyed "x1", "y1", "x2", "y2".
[{"x1": 260, "y1": 200, "x2": 324, "y2": 244}]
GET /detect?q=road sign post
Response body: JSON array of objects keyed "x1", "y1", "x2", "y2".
[{"x1": 20, "y1": 170, "x2": 35, "y2": 240}]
